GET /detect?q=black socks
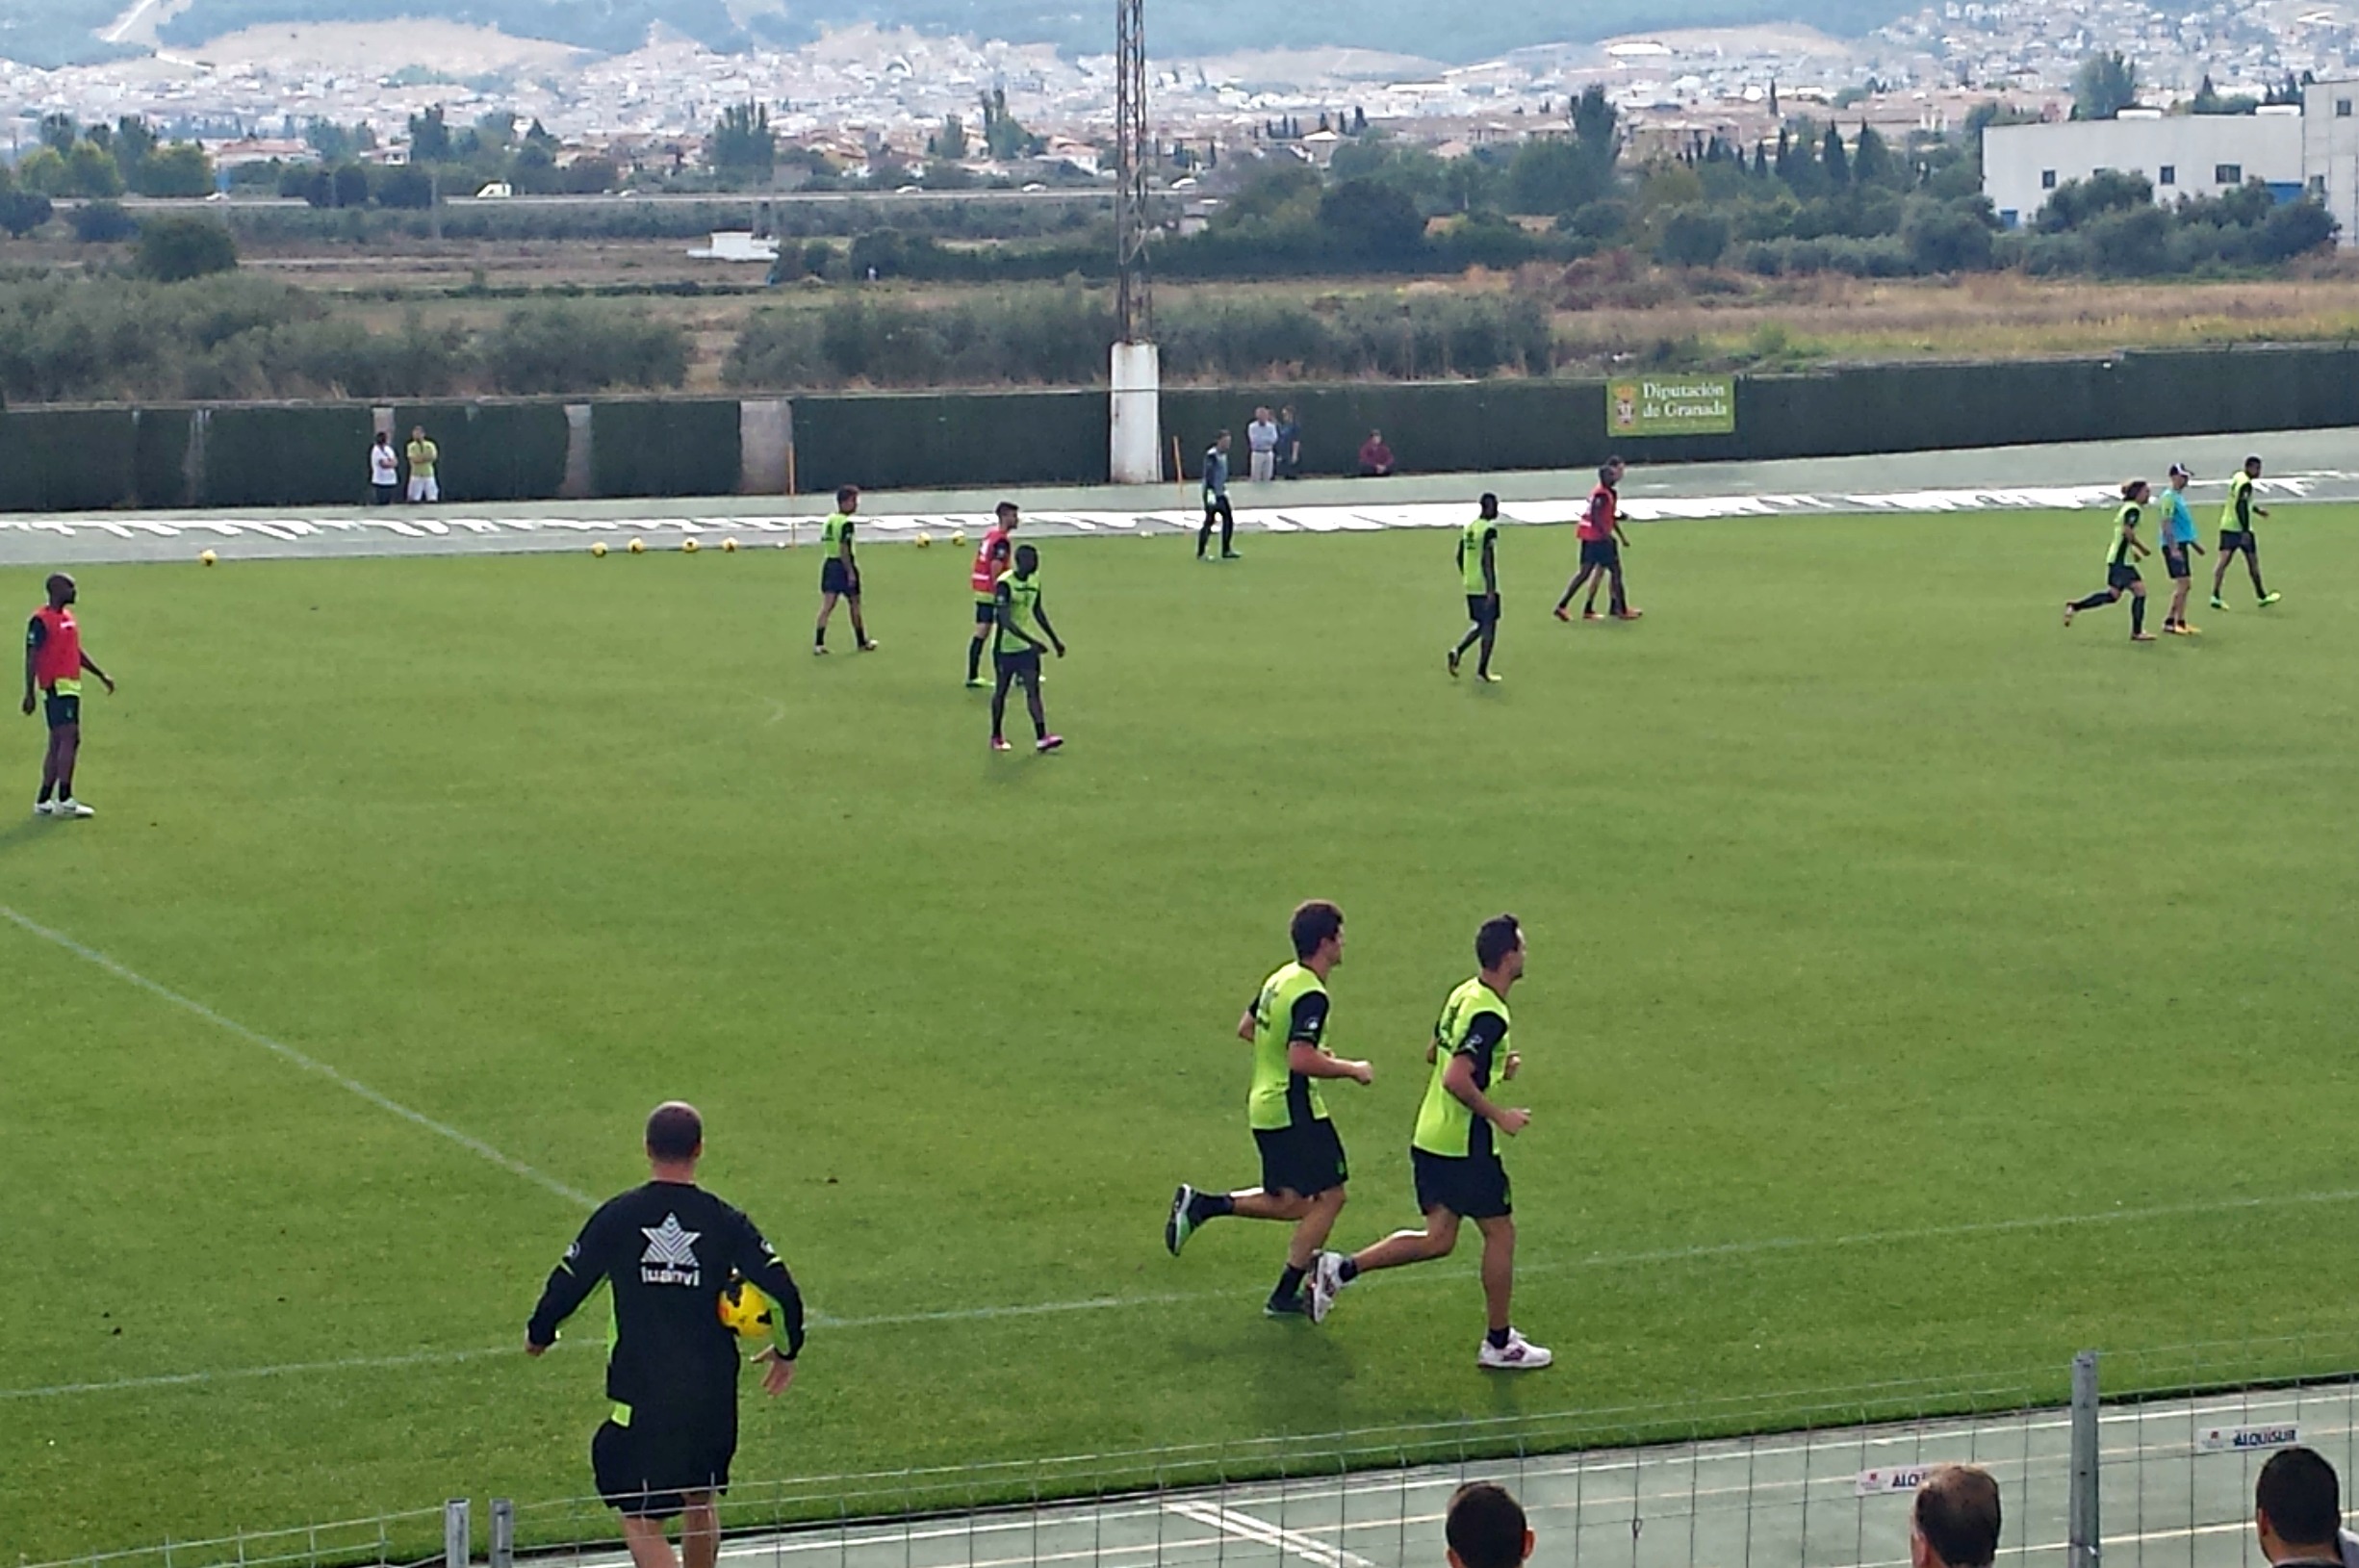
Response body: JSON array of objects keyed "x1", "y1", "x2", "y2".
[{"x1": 1274, "y1": 1264, "x2": 1306, "y2": 1300}]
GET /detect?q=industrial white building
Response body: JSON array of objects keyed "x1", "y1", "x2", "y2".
[
  {"x1": 1983, "y1": 108, "x2": 2306, "y2": 231},
  {"x1": 2301, "y1": 81, "x2": 2359, "y2": 250}
]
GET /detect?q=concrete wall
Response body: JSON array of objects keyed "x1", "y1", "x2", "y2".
[{"x1": 1984, "y1": 112, "x2": 2305, "y2": 227}]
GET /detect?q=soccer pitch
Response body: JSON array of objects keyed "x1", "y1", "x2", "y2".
[{"x1": 8, "y1": 507, "x2": 2359, "y2": 1561}]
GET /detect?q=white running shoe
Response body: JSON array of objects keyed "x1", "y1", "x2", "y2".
[
  {"x1": 34, "y1": 799, "x2": 54, "y2": 817},
  {"x1": 1477, "y1": 1329, "x2": 1552, "y2": 1370},
  {"x1": 53, "y1": 798, "x2": 94, "y2": 819},
  {"x1": 1307, "y1": 1251, "x2": 1346, "y2": 1324}
]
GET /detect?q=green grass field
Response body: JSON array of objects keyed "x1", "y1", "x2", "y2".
[{"x1": 10, "y1": 510, "x2": 2359, "y2": 1561}]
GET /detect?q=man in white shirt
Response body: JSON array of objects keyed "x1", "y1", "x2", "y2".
[
  {"x1": 1246, "y1": 406, "x2": 1279, "y2": 484},
  {"x1": 369, "y1": 432, "x2": 400, "y2": 505}
]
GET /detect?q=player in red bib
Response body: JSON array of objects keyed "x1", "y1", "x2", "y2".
[
  {"x1": 1553, "y1": 458, "x2": 1642, "y2": 623},
  {"x1": 22, "y1": 573, "x2": 115, "y2": 819},
  {"x1": 965, "y1": 501, "x2": 1019, "y2": 689}
]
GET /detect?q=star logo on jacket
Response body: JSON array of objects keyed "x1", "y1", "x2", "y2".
[{"x1": 639, "y1": 1214, "x2": 703, "y2": 1286}]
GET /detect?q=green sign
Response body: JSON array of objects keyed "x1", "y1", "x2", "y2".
[{"x1": 1606, "y1": 374, "x2": 1736, "y2": 437}]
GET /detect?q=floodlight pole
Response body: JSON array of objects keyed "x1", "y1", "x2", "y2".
[{"x1": 1108, "y1": 0, "x2": 1163, "y2": 483}]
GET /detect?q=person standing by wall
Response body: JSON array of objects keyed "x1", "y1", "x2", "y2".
[
  {"x1": 404, "y1": 424, "x2": 441, "y2": 503},
  {"x1": 1275, "y1": 405, "x2": 1302, "y2": 480},
  {"x1": 1246, "y1": 406, "x2": 1280, "y2": 484},
  {"x1": 369, "y1": 431, "x2": 400, "y2": 505}
]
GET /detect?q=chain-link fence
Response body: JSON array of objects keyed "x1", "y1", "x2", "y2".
[{"x1": 34, "y1": 1341, "x2": 2359, "y2": 1568}]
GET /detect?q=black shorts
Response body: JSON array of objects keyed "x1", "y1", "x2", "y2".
[
  {"x1": 1254, "y1": 1118, "x2": 1347, "y2": 1199},
  {"x1": 993, "y1": 647, "x2": 1041, "y2": 681},
  {"x1": 820, "y1": 559, "x2": 857, "y2": 596},
  {"x1": 42, "y1": 690, "x2": 80, "y2": 730},
  {"x1": 1412, "y1": 1147, "x2": 1513, "y2": 1221},
  {"x1": 1578, "y1": 538, "x2": 1620, "y2": 570},
  {"x1": 2106, "y1": 563, "x2": 2141, "y2": 590},
  {"x1": 1465, "y1": 593, "x2": 1500, "y2": 626},
  {"x1": 2218, "y1": 529, "x2": 2253, "y2": 554},
  {"x1": 371, "y1": 483, "x2": 397, "y2": 505},
  {"x1": 974, "y1": 600, "x2": 997, "y2": 627},
  {"x1": 592, "y1": 1398, "x2": 737, "y2": 1520},
  {"x1": 2162, "y1": 544, "x2": 2191, "y2": 580}
]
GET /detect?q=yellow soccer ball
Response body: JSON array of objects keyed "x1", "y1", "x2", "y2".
[
  {"x1": 682, "y1": 537, "x2": 701, "y2": 554},
  {"x1": 198, "y1": 549, "x2": 218, "y2": 566},
  {"x1": 949, "y1": 529, "x2": 967, "y2": 548},
  {"x1": 591, "y1": 542, "x2": 607, "y2": 557},
  {"x1": 915, "y1": 531, "x2": 932, "y2": 549},
  {"x1": 717, "y1": 1277, "x2": 775, "y2": 1341},
  {"x1": 628, "y1": 538, "x2": 646, "y2": 554},
  {"x1": 722, "y1": 537, "x2": 739, "y2": 553}
]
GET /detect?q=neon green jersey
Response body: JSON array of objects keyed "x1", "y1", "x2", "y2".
[
  {"x1": 1459, "y1": 516, "x2": 1499, "y2": 594},
  {"x1": 2221, "y1": 472, "x2": 2257, "y2": 532},
  {"x1": 992, "y1": 568, "x2": 1045, "y2": 656},
  {"x1": 821, "y1": 512, "x2": 854, "y2": 556},
  {"x1": 2107, "y1": 503, "x2": 2141, "y2": 569},
  {"x1": 1412, "y1": 977, "x2": 1511, "y2": 1159},
  {"x1": 1247, "y1": 962, "x2": 1332, "y2": 1131}
]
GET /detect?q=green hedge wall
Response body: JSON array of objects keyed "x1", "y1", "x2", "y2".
[
  {"x1": 393, "y1": 403, "x2": 573, "y2": 502},
  {"x1": 198, "y1": 404, "x2": 375, "y2": 508},
  {"x1": 0, "y1": 409, "x2": 141, "y2": 511},
  {"x1": 131, "y1": 407, "x2": 194, "y2": 509},
  {"x1": 1162, "y1": 381, "x2": 1603, "y2": 479},
  {"x1": 790, "y1": 391, "x2": 1105, "y2": 495},
  {"x1": 590, "y1": 399, "x2": 740, "y2": 499}
]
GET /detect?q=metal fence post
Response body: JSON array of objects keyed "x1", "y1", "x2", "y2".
[
  {"x1": 445, "y1": 1499, "x2": 472, "y2": 1568},
  {"x1": 490, "y1": 1500, "x2": 514, "y2": 1568},
  {"x1": 2069, "y1": 1351, "x2": 2101, "y2": 1568}
]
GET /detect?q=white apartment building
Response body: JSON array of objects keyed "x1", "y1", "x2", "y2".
[
  {"x1": 2301, "y1": 81, "x2": 2359, "y2": 249},
  {"x1": 1983, "y1": 107, "x2": 2306, "y2": 230}
]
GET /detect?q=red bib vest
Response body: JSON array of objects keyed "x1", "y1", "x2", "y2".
[
  {"x1": 970, "y1": 527, "x2": 1011, "y2": 597},
  {"x1": 31, "y1": 604, "x2": 80, "y2": 689}
]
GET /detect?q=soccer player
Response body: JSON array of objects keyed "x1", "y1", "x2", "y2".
[
  {"x1": 813, "y1": 484, "x2": 877, "y2": 655},
  {"x1": 526, "y1": 1102, "x2": 805, "y2": 1568},
  {"x1": 1308, "y1": 913, "x2": 1550, "y2": 1370},
  {"x1": 2157, "y1": 462, "x2": 2205, "y2": 635},
  {"x1": 2064, "y1": 480, "x2": 2158, "y2": 643},
  {"x1": 1166, "y1": 900, "x2": 1374, "y2": 1318},
  {"x1": 1449, "y1": 492, "x2": 1504, "y2": 682},
  {"x1": 1553, "y1": 457, "x2": 1641, "y2": 622},
  {"x1": 964, "y1": 501, "x2": 1019, "y2": 688},
  {"x1": 988, "y1": 542, "x2": 1064, "y2": 755},
  {"x1": 1197, "y1": 431, "x2": 1239, "y2": 561},
  {"x1": 22, "y1": 573, "x2": 114, "y2": 820},
  {"x1": 2210, "y1": 453, "x2": 2281, "y2": 610}
]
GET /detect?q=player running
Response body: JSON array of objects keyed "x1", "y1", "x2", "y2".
[
  {"x1": 965, "y1": 501, "x2": 1019, "y2": 688},
  {"x1": 988, "y1": 543, "x2": 1064, "y2": 755},
  {"x1": 813, "y1": 484, "x2": 877, "y2": 655},
  {"x1": 2064, "y1": 480, "x2": 2158, "y2": 643},
  {"x1": 1167, "y1": 900, "x2": 1374, "y2": 1319},
  {"x1": 2157, "y1": 463, "x2": 2205, "y2": 635},
  {"x1": 1308, "y1": 913, "x2": 1549, "y2": 1370},
  {"x1": 2210, "y1": 453, "x2": 2281, "y2": 611},
  {"x1": 23, "y1": 572, "x2": 115, "y2": 820},
  {"x1": 1553, "y1": 458, "x2": 1641, "y2": 623},
  {"x1": 1449, "y1": 493, "x2": 1504, "y2": 683}
]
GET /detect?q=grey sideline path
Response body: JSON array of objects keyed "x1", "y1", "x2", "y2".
[
  {"x1": 526, "y1": 1381, "x2": 2355, "y2": 1568},
  {"x1": 2, "y1": 427, "x2": 2353, "y2": 569}
]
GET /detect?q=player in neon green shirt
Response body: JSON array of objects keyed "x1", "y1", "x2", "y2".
[
  {"x1": 2064, "y1": 480, "x2": 2157, "y2": 643},
  {"x1": 1448, "y1": 493, "x2": 1503, "y2": 683},
  {"x1": 2209, "y1": 454, "x2": 2281, "y2": 610},
  {"x1": 1166, "y1": 901, "x2": 1375, "y2": 1318},
  {"x1": 1309, "y1": 914, "x2": 1551, "y2": 1368},
  {"x1": 813, "y1": 484, "x2": 878, "y2": 655}
]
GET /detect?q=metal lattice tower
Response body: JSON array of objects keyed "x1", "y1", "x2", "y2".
[{"x1": 1115, "y1": 0, "x2": 1151, "y2": 343}]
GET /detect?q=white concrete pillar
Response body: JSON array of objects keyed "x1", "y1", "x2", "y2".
[{"x1": 1110, "y1": 342, "x2": 1162, "y2": 485}]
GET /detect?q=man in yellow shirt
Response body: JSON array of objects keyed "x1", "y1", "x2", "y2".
[{"x1": 405, "y1": 425, "x2": 441, "y2": 503}]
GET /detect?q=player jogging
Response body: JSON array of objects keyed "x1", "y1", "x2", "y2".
[
  {"x1": 2064, "y1": 480, "x2": 2158, "y2": 643},
  {"x1": 965, "y1": 501, "x2": 1019, "y2": 688},
  {"x1": 989, "y1": 543, "x2": 1064, "y2": 755},
  {"x1": 23, "y1": 572, "x2": 114, "y2": 819},
  {"x1": 526, "y1": 1102, "x2": 805, "y2": 1568},
  {"x1": 1167, "y1": 900, "x2": 1374, "y2": 1319},
  {"x1": 1449, "y1": 493, "x2": 1504, "y2": 682},
  {"x1": 2158, "y1": 463, "x2": 2204, "y2": 635},
  {"x1": 1554, "y1": 458, "x2": 1641, "y2": 622},
  {"x1": 1198, "y1": 431, "x2": 1240, "y2": 561},
  {"x1": 813, "y1": 484, "x2": 877, "y2": 655},
  {"x1": 2210, "y1": 453, "x2": 2281, "y2": 611},
  {"x1": 1308, "y1": 913, "x2": 1549, "y2": 1369}
]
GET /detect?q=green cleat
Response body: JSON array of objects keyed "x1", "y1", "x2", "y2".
[
  {"x1": 2210, "y1": 595, "x2": 2228, "y2": 611},
  {"x1": 1166, "y1": 1185, "x2": 1198, "y2": 1256},
  {"x1": 2259, "y1": 591, "x2": 2283, "y2": 606},
  {"x1": 1264, "y1": 1292, "x2": 1312, "y2": 1319},
  {"x1": 964, "y1": 678, "x2": 990, "y2": 690}
]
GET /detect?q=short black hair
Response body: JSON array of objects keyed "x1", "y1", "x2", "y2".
[
  {"x1": 1475, "y1": 913, "x2": 1522, "y2": 972},
  {"x1": 1479, "y1": 492, "x2": 1500, "y2": 511},
  {"x1": 1913, "y1": 1465, "x2": 2001, "y2": 1568},
  {"x1": 835, "y1": 484, "x2": 859, "y2": 506},
  {"x1": 1014, "y1": 543, "x2": 1039, "y2": 570},
  {"x1": 2260, "y1": 1448, "x2": 2342, "y2": 1548},
  {"x1": 996, "y1": 501, "x2": 1018, "y2": 516},
  {"x1": 1290, "y1": 900, "x2": 1344, "y2": 960},
  {"x1": 645, "y1": 1101, "x2": 704, "y2": 1162},
  {"x1": 1445, "y1": 1482, "x2": 1527, "y2": 1568},
  {"x1": 45, "y1": 572, "x2": 74, "y2": 598}
]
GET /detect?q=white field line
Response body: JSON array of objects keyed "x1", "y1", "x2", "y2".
[
  {"x1": 0, "y1": 904, "x2": 595, "y2": 1209},
  {"x1": 1163, "y1": 1502, "x2": 1376, "y2": 1568}
]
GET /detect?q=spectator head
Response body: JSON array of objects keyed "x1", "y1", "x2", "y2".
[
  {"x1": 410, "y1": 425, "x2": 426, "y2": 440},
  {"x1": 1368, "y1": 427, "x2": 1383, "y2": 442},
  {"x1": 996, "y1": 501, "x2": 1019, "y2": 527},
  {"x1": 1280, "y1": 404, "x2": 1295, "y2": 421},
  {"x1": 1255, "y1": 404, "x2": 1270, "y2": 421},
  {"x1": 1478, "y1": 492, "x2": 1500, "y2": 520},
  {"x1": 644, "y1": 1101, "x2": 704, "y2": 1166},
  {"x1": 45, "y1": 573, "x2": 75, "y2": 607},
  {"x1": 836, "y1": 484, "x2": 860, "y2": 512},
  {"x1": 1910, "y1": 1465, "x2": 2001, "y2": 1568},
  {"x1": 1290, "y1": 899, "x2": 1345, "y2": 964},
  {"x1": 2256, "y1": 1447, "x2": 2342, "y2": 1562},
  {"x1": 1014, "y1": 543, "x2": 1039, "y2": 574},
  {"x1": 1445, "y1": 1482, "x2": 1531, "y2": 1568},
  {"x1": 374, "y1": 430, "x2": 391, "y2": 447},
  {"x1": 1475, "y1": 913, "x2": 1524, "y2": 979}
]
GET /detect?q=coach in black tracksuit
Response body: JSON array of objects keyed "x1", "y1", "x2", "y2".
[{"x1": 527, "y1": 1102, "x2": 806, "y2": 1568}]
